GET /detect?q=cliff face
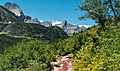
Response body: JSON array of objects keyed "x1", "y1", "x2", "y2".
[
  {"x1": 55, "y1": 20, "x2": 87, "y2": 36},
  {"x1": 4, "y1": 2, "x2": 25, "y2": 21},
  {"x1": 4, "y1": 2, "x2": 41, "y2": 23},
  {"x1": 0, "y1": 6, "x2": 20, "y2": 22}
]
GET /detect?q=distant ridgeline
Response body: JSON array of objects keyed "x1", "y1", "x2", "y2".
[{"x1": 2, "y1": 2, "x2": 87, "y2": 36}]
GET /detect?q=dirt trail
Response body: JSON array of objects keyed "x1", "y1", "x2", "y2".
[{"x1": 51, "y1": 54, "x2": 73, "y2": 71}]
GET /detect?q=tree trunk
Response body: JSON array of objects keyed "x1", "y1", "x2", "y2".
[{"x1": 108, "y1": 0, "x2": 117, "y2": 19}]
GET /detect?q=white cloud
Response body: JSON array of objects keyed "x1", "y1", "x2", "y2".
[
  {"x1": 39, "y1": 20, "x2": 43, "y2": 22},
  {"x1": 78, "y1": 25, "x2": 91, "y2": 28},
  {"x1": 52, "y1": 21, "x2": 62, "y2": 26}
]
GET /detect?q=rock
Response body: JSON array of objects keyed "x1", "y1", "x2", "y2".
[
  {"x1": 55, "y1": 20, "x2": 87, "y2": 36},
  {"x1": 4, "y1": 2, "x2": 25, "y2": 21},
  {"x1": 41, "y1": 21, "x2": 52, "y2": 27},
  {"x1": 25, "y1": 15, "x2": 31, "y2": 20},
  {"x1": 25, "y1": 18, "x2": 40, "y2": 24},
  {"x1": 0, "y1": 6, "x2": 20, "y2": 22},
  {"x1": 51, "y1": 54, "x2": 73, "y2": 71}
]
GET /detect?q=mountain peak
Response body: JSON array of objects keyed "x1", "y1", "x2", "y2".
[
  {"x1": 4, "y1": 2, "x2": 25, "y2": 21},
  {"x1": 63, "y1": 20, "x2": 67, "y2": 23},
  {"x1": 0, "y1": 5, "x2": 20, "y2": 22},
  {"x1": 62, "y1": 20, "x2": 67, "y2": 26},
  {"x1": 4, "y1": 2, "x2": 22, "y2": 16}
]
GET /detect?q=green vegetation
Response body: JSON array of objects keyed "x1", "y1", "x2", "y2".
[
  {"x1": 72, "y1": 0, "x2": 120, "y2": 70},
  {"x1": 0, "y1": 0, "x2": 120, "y2": 71},
  {"x1": 73, "y1": 23, "x2": 120, "y2": 71},
  {"x1": 0, "y1": 22, "x2": 119, "y2": 71},
  {"x1": 0, "y1": 6, "x2": 20, "y2": 22},
  {"x1": 78, "y1": 0, "x2": 120, "y2": 30},
  {"x1": 0, "y1": 22, "x2": 68, "y2": 41},
  {"x1": 0, "y1": 33, "x2": 30, "y2": 53},
  {"x1": 0, "y1": 40, "x2": 54, "y2": 71},
  {"x1": 23, "y1": 23, "x2": 68, "y2": 41}
]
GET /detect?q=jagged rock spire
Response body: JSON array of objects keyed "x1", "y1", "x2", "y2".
[{"x1": 4, "y1": 2, "x2": 25, "y2": 21}]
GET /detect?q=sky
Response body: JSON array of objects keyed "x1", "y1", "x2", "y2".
[{"x1": 0, "y1": 0, "x2": 96, "y2": 26}]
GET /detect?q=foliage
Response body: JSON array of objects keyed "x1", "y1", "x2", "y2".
[
  {"x1": 0, "y1": 22, "x2": 68, "y2": 41},
  {"x1": 0, "y1": 40, "x2": 56, "y2": 71},
  {"x1": 24, "y1": 23, "x2": 68, "y2": 41},
  {"x1": 0, "y1": 3, "x2": 120, "y2": 70},
  {"x1": 78, "y1": 0, "x2": 120, "y2": 28},
  {"x1": 0, "y1": 22, "x2": 119, "y2": 71},
  {"x1": 0, "y1": 34, "x2": 30, "y2": 53},
  {"x1": 73, "y1": 23, "x2": 120, "y2": 71}
]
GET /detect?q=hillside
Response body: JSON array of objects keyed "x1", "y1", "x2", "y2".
[
  {"x1": 0, "y1": 23, "x2": 68, "y2": 41},
  {"x1": 0, "y1": 22, "x2": 68, "y2": 53},
  {"x1": 0, "y1": 33, "x2": 30, "y2": 53},
  {"x1": 73, "y1": 23, "x2": 120, "y2": 70},
  {"x1": 0, "y1": 22, "x2": 119, "y2": 71}
]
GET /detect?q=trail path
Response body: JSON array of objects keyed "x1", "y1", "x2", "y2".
[{"x1": 51, "y1": 54, "x2": 73, "y2": 71}]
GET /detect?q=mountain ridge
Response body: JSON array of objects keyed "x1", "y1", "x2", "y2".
[
  {"x1": 3, "y1": 2, "x2": 88, "y2": 35},
  {"x1": 55, "y1": 20, "x2": 87, "y2": 35},
  {"x1": 0, "y1": 5, "x2": 68, "y2": 41}
]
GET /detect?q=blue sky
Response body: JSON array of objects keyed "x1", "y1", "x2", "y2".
[{"x1": 0, "y1": 0, "x2": 95, "y2": 26}]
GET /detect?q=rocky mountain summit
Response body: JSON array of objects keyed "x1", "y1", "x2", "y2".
[
  {"x1": 0, "y1": 6, "x2": 20, "y2": 22},
  {"x1": 55, "y1": 20, "x2": 87, "y2": 35},
  {"x1": 4, "y1": 2, "x2": 25, "y2": 21},
  {"x1": 4, "y1": 2, "x2": 40, "y2": 24},
  {"x1": 24, "y1": 17, "x2": 40, "y2": 24},
  {"x1": 4, "y1": 2, "x2": 23, "y2": 16},
  {"x1": 41, "y1": 21, "x2": 52, "y2": 27}
]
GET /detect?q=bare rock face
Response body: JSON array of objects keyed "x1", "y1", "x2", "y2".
[
  {"x1": 4, "y1": 2, "x2": 25, "y2": 21},
  {"x1": 55, "y1": 20, "x2": 87, "y2": 36},
  {"x1": 41, "y1": 21, "x2": 52, "y2": 27},
  {"x1": 4, "y1": 2, "x2": 41, "y2": 24},
  {"x1": 0, "y1": 6, "x2": 20, "y2": 22},
  {"x1": 24, "y1": 17, "x2": 41, "y2": 24}
]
